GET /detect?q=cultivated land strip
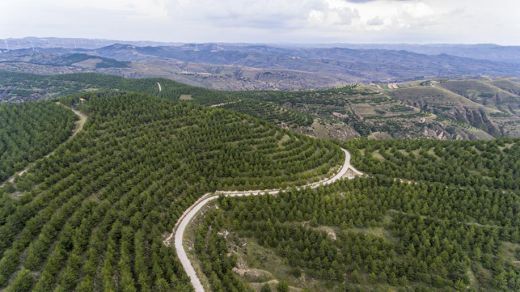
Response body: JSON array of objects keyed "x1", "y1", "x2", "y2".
[{"x1": 164, "y1": 148, "x2": 362, "y2": 292}]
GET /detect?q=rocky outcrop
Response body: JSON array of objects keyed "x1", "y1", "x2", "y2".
[{"x1": 453, "y1": 107, "x2": 501, "y2": 136}]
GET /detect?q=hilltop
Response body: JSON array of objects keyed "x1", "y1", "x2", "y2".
[{"x1": 2, "y1": 71, "x2": 520, "y2": 140}]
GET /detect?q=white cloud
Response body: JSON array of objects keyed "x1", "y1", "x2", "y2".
[
  {"x1": 307, "y1": 6, "x2": 360, "y2": 27},
  {"x1": 0, "y1": 0, "x2": 519, "y2": 44},
  {"x1": 366, "y1": 17, "x2": 384, "y2": 26}
]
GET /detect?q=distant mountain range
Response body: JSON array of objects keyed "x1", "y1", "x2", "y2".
[
  {"x1": 1, "y1": 37, "x2": 519, "y2": 90},
  {"x1": 333, "y1": 44, "x2": 520, "y2": 65},
  {"x1": 0, "y1": 37, "x2": 175, "y2": 50}
]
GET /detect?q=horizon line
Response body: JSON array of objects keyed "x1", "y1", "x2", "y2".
[{"x1": 1, "y1": 36, "x2": 520, "y2": 47}]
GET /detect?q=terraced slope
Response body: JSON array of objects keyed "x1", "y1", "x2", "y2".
[
  {"x1": 221, "y1": 99, "x2": 313, "y2": 128},
  {"x1": 389, "y1": 86, "x2": 483, "y2": 110},
  {"x1": 0, "y1": 92, "x2": 342, "y2": 291},
  {"x1": 193, "y1": 139, "x2": 520, "y2": 291},
  {"x1": 0, "y1": 102, "x2": 76, "y2": 182},
  {"x1": 491, "y1": 79, "x2": 520, "y2": 95},
  {"x1": 440, "y1": 80, "x2": 520, "y2": 110},
  {"x1": 3, "y1": 71, "x2": 520, "y2": 140},
  {"x1": 389, "y1": 84, "x2": 509, "y2": 137},
  {"x1": 0, "y1": 71, "x2": 230, "y2": 105},
  {"x1": 346, "y1": 138, "x2": 520, "y2": 189},
  {"x1": 169, "y1": 148, "x2": 359, "y2": 292}
]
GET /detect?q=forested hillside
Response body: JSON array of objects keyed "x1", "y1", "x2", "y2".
[
  {"x1": 0, "y1": 92, "x2": 342, "y2": 291},
  {"x1": 0, "y1": 71, "x2": 228, "y2": 104},
  {"x1": 346, "y1": 138, "x2": 520, "y2": 189},
  {"x1": 0, "y1": 102, "x2": 76, "y2": 182},
  {"x1": 4, "y1": 71, "x2": 520, "y2": 140},
  {"x1": 221, "y1": 99, "x2": 313, "y2": 128},
  {"x1": 1, "y1": 72, "x2": 519, "y2": 291},
  {"x1": 194, "y1": 139, "x2": 520, "y2": 291}
]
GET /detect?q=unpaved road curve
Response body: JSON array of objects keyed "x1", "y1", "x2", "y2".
[
  {"x1": 1, "y1": 103, "x2": 87, "y2": 186},
  {"x1": 60, "y1": 103, "x2": 87, "y2": 139},
  {"x1": 209, "y1": 100, "x2": 241, "y2": 108},
  {"x1": 164, "y1": 148, "x2": 362, "y2": 292}
]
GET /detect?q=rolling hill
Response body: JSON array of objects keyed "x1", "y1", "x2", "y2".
[
  {"x1": 2, "y1": 41, "x2": 520, "y2": 90},
  {"x1": 3, "y1": 71, "x2": 520, "y2": 140},
  {"x1": 440, "y1": 80, "x2": 520, "y2": 111},
  {"x1": 0, "y1": 102, "x2": 76, "y2": 182},
  {"x1": 0, "y1": 71, "x2": 518, "y2": 292},
  {"x1": 189, "y1": 138, "x2": 520, "y2": 291},
  {"x1": 0, "y1": 92, "x2": 342, "y2": 291}
]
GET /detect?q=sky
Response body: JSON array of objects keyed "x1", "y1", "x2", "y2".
[{"x1": 1, "y1": 0, "x2": 519, "y2": 45}]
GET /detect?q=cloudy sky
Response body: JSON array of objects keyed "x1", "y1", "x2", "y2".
[{"x1": 1, "y1": 0, "x2": 519, "y2": 44}]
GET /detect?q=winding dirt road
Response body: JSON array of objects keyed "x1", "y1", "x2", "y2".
[
  {"x1": 1, "y1": 103, "x2": 87, "y2": 186},
  {"x1": 164, "y1": 148, "x2": 362, "y2": 292},
  {"x1": 209, "y1": 100, "x2": 241, "y2": 108}
]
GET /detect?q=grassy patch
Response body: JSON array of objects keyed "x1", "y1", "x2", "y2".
[
  {"x1": 236, "y1": 238, "x2": 339, "y2": 291},
  {"x1": 179, "y1": 94, "x2": 193, "y2": 100}
]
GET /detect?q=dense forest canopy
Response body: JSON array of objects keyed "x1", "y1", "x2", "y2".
[
  {"x1": 0, "y1": 102, "x2": 76, "y2": 182},
  {"x1": 0, "y1": 71, "x2": 228, "y2": 103},
  {"x1": 345, "y1": 138, "x2": 520, "y2": 190},
  {"x1": 3, "y1": 70, "x2": 520, "y2": 140},
  {"x1": 1, "y1": 71, "x2": 520, "y2": 291},
  {"x1": 0, "y1": 71, "x2": 315, "y2": 129},
  {"x1": 195, "y1": 139, "x2": 520, "y2": 291},
  {"x1": 0, "y1": 91, "x2": 342, "y2": 291}
]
